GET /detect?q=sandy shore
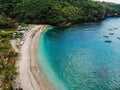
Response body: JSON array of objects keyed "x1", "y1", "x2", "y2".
[{"x1": 11, "y1": 25, "x2": 56, "y2": 90}]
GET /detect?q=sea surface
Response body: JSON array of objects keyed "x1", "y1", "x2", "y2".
[{"x1": 38, "y1": 17, "x2": 120, "y2": 90}]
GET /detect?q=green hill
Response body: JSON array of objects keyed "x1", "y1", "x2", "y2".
[{"x1": 0, "y1": 0, "x2": 120, "y2": 27}]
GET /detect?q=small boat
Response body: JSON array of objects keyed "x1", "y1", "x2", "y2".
[
  {"x1": 105, "y1": 40, "x2": 112, "y2": 43},
  {"x1": 117, "y1": 37, "x2": 120, "y2": 40},
  {"x1": 20, "y1": 40, "x2": 24, "y2": 46},
  {"x1": 108, "y1": 29, "x2": 113, "y2": 30},
  {"x1": 109, "y1": 33, "x2": 114, "y2": 35},
  {"x1": 103, "y1": 35, "x2": 109, "y2": 38},
  {"x1": 114, "y1": 28, "x2": 118, "y2": 29}
]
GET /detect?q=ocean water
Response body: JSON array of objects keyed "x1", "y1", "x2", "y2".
[{"x1": 38, "y1": 17, "x2": 120, "y2": 90}]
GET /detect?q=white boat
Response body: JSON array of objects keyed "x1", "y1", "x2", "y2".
[{"x1": 20, "y1": 41, "x2": 24, "y2": 46}]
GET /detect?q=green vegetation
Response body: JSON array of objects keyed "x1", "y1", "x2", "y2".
[
  {"x1": 0, "y1": 15, "x2": 16, "y2": 29},
  {"x1": 0, "y1": 29, "x2": 18, "y2": 90},
  {"x1": 0, "y1": 0, "x2": 120, "y2": 27}
]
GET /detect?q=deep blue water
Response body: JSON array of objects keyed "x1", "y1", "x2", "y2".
[{"x1": 38, "y1": 17, "x2": 120, "y2": 90}]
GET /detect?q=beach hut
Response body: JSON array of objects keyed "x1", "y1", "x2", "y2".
[
  {"x1": 18, "y1": 25, "x2": 23, "y2": 30},
  {"x1": 13, "y1": 33, "x2": 17, "y2": 39}
]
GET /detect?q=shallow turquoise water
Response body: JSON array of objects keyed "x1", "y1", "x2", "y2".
[{"x1": 38, "y1": 17, "x2": 120, "y2": 90}]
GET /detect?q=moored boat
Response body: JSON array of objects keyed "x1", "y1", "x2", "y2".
[
  {"x1": 109, "y1": 33, "x2": 114, "y2": 35},
  {"x1": 108, "y1": 29, "x2": 113, "y2": 30},
  {"x1": 103, "y1": 35, "x2": 109, "y2": 38},
  {"x1": 105, "y1": 40, "x2": 112, "y2": 43},
  {"x1": 117, "y1": 37, "x2": 120, "y2": 40}
]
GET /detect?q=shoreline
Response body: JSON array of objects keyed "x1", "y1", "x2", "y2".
[
  {"x1": 30, "y1": 25, "x2": 57, "y2": 90},
  {"x1": 11, "y1": 25, "x2": 56, "y2": 90}
]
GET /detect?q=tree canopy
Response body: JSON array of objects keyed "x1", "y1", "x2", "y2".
[{"x1": 0, "y1": 0, "x2": 120, "y2": 27}]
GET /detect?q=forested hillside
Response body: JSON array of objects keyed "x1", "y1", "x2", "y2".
[{"x1": 0, "y1": 0, "x2": 120, "y2": 27}]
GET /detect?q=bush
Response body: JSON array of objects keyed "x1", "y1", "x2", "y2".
[{"x1": 0, "y1": 15, "x2": 16, "y2": 29}]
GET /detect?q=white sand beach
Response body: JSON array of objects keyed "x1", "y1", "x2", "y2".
[{"x1": 11, "y1": 25, "x2": 56, "y2": 90}]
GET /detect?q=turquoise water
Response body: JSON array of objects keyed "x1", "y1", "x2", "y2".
[{"x1": 38, "y1": 17, "x2": 120, "y2": 90}]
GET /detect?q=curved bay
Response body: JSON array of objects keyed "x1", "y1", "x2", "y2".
[{"x1": 38, "y1": 17, "x2": 120, "y2": 90}]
